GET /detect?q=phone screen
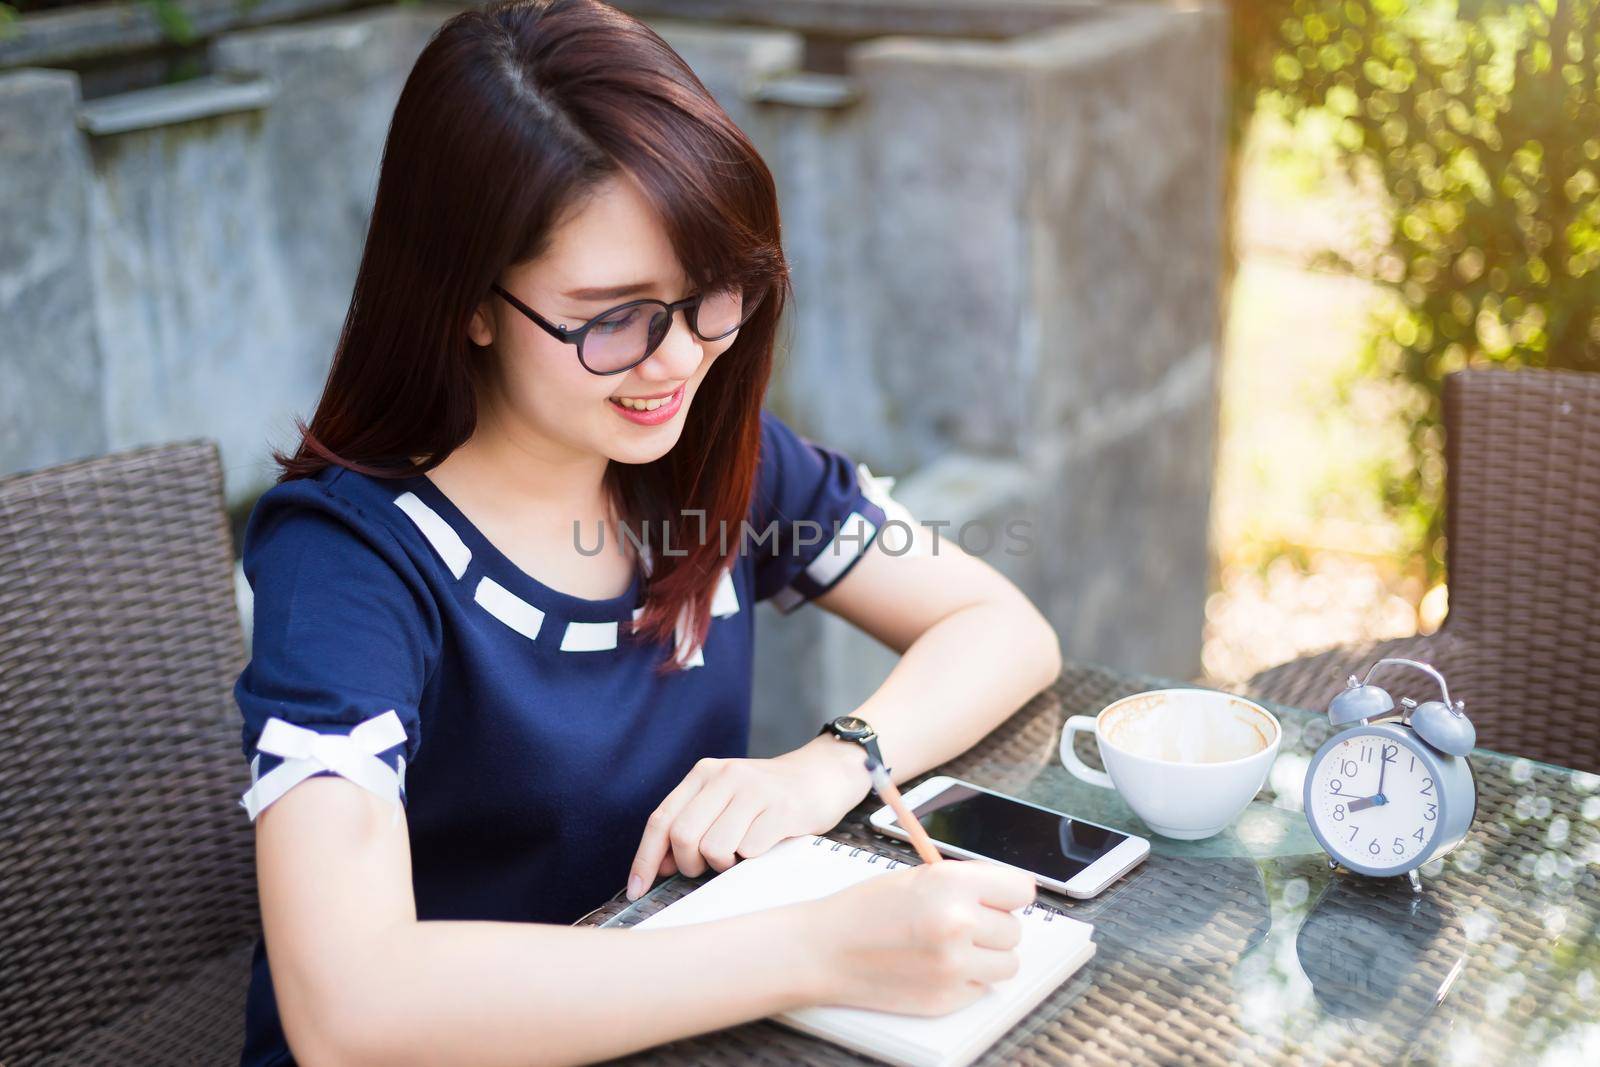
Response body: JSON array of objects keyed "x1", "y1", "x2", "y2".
[{"x1": 888, "y1": 783, "x2": 1131, "y2": 883}]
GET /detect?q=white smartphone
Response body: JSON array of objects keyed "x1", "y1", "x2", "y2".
[{"x1": 867, "y1": 775, "x2": 1150, "y2": 898}]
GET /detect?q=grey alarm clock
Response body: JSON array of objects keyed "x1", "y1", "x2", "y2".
[{"x1": 1302, "y1": 658, "x2": 1477, "y2": 893}]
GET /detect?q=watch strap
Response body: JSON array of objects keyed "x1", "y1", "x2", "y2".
[{"x1": 819, "y1": 717, "x2": 887, "y2": 773}]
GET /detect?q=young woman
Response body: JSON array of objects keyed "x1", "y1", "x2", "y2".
[{"x1": 234, "y1": 1, "x2": 1062, "y2": 1063}]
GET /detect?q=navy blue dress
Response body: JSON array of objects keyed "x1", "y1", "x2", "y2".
[{"x1": 233, "y1": 409, "x2": 896, "y2": 1067}]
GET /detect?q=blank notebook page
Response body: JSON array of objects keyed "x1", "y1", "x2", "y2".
[{"x1": 633, "y1": 834, "x2": 1096, "y2": 1067}]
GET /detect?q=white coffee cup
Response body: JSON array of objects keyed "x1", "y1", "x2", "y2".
[{"x1": 1059, "y1": 688, "x2": 1280, "y2": 840}]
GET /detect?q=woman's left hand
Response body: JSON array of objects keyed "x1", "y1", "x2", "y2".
[{"x1": 626, "y1": 735, "x2": 871, "y2": 899}]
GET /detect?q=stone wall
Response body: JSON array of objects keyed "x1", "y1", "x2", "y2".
[
  {"x1": 0, "y1": 70, "x2": 101, "y2": 478},
  {"x1": 0, "y1": 1, "x2": 1227, "y2": 756}
]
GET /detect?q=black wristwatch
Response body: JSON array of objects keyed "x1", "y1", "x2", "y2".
[{"x1": 818, "y1": 714, "x2": 886, "y2": 771}]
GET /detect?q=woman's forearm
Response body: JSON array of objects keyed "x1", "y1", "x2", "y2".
[
  {"x1": 313, "y1": 901, "x2": 823, "y2": 1067},
  {"x1": 852, "y1": 597, "x2": 1061, "y2": 786}
]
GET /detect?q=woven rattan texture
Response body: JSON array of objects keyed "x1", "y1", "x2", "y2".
[
  {"x1": 1249, "y1": 369, "x2": 1600, "y2": 773},
  {"x1": 30, "y1": 941, "x2": 255, "y2": 1067},
  {"x1": 581, "y1": 663, "x2": 1599, "y2": 1066},
  {"x1": 0, "y1": 441, "x2": 258, "y2": 1063}
]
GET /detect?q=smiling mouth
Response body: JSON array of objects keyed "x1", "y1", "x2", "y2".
[{"x1": 609, "y1": 385, "x2": 683, "y2": 412}]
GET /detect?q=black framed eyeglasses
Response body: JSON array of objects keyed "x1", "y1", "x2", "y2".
[{"x1": 490, "y1": 280, "x2": 768, "y2": 376}]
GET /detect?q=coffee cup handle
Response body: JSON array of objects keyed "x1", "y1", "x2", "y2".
[{"x1": 1059, "y1": 715, "x2": 1115, "y2": 789}]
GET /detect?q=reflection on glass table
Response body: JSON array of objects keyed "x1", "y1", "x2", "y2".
[{"x1": 1295, "y1": 876, "x2": 1468, "y2": 1027}]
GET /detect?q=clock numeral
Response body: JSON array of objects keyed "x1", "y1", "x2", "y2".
[
  {"x1": 1341, "y1": 759, "x2": 1358, "y2": 778},
  {"x1": 1413, "y1": 828, "x2": 1425, "y2": 842},
  {"x1": 1424, "y1": 803, "x2": 1437, "y2": 822},
  {"x1": 1393, "y1": 837, "x2": 1404, "y2": 855},
  {"x1": 1409, "y1": 754, "x2": 1416, "y2": 772},
  {"x1": 1368, "y1": 839, "x2": 1381, "y2": 856},
  {"x1": 1332, "y1": 804, "x2": 1345, "y2": 822},
  {"x1": 1420, "y1": 777, "x2": 1434, "y2": 797},
  {"x1": 1362, "y1": 747, "x2": 1374, "y2": 764},
  {"x1": 1348, "y1": 825, "x2": 1360, "y2": 842},
  {"x1": 1381, "y1": 744, "x2": 1397, "y2": 763},
  {"x1": 1329, "y1": 778, "x2": 1345, "y2": 796}
]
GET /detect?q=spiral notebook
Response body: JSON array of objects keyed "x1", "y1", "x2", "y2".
[{"x1": 633, "y1": 834, "x2": 1096, "y2": 1067}]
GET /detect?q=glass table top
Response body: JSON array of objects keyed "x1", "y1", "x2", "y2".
[{"x1": 587, "y1": 661, "x2": 1600, "y2": 1065}]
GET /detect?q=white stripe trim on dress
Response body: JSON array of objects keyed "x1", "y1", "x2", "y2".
[
  {"x1": 855, "y1": 462, "x2": 921, "y2": 556},
  {"x1": 391, "y1": 492, "x2": 733, "y2": 657},
  {"x1": 804, "y1": 510, "x2": 877, "y2": 588},
  {"x1": 673, "y1": 603, "x2": 705, "y2": 669},
  {"x1": 560, "y1": 620, "x2": 619, "y2": 652},
  {"x1": 474, "y1": 575, "x2": 545, "y2": 641},
  {"x1": 711, "y1": 567, "x2": 739, "y2": 618},
  {"x1": 394, "y1": 491, "x2": 471, "y2": 579}
]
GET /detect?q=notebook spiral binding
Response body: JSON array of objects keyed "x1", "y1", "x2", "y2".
[{"x1": 806, "y1": 835, "x2": 1069, "y2": 921}]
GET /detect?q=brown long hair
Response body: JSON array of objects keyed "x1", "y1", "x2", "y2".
[{"x1": 275, "y1": 0, "x2": 789, "y2": 670}]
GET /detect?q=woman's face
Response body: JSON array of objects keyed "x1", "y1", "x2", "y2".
[{"x1": 469, "y1": 172, "x2": 736, "y2": 468}]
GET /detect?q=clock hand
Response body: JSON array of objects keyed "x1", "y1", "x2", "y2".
[{"x1": 1343, "y1": 746, "x2": 1398, "y2": 813}]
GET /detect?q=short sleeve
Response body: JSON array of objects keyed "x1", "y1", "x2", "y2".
[
  {"x1": 748, "y1": 409, "x2": 918, "y2": 613},
  {"x1": 234, "y1": 477, "x2": 441, "y2": 822}
]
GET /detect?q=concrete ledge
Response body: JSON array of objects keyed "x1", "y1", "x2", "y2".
[
  {"x1": 77, "y1": 74, "x2": 275, "y2": 136},
  {"x1": 894, "y1": 452, "x2": 1034, "y2": 525},
  {"x1": 750, "y1": 71, "x2": 859, "y2": 108}
]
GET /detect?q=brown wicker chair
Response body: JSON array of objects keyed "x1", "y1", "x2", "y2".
[
  {"x1": 1246, "y1": 368, "x2": 1600, "y2": 774},
  {"x1": 0, "y1": 440, "x2": 258, "y2": 1065}
]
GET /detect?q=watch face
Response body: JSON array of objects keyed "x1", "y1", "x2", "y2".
[
  {"x1": 1306, "y1": 728, "x2": 1443, "y2": 874},
  {"x1": 833, "y1": 716, "x2": 870, "y2": 736}
]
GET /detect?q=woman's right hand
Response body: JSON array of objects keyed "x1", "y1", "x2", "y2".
[{"x1": 801, "y1": 859, "x2": 1037, "y2": 1015}]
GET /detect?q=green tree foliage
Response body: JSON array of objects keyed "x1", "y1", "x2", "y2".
[{"x1": 1236, "y1": 0, "x2": 1599, "y2": 580}]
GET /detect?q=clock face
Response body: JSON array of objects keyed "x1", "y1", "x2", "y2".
[{"x1": 1307, "y1": 731, "x2": 1441, "y2": 871}]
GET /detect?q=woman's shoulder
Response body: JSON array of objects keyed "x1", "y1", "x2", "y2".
[
  {"x1": 750, "y1": 407, "x2": 824, "y2": 519},
  {"x1": 750, "y1": 407, "x2": 875, "y2": 527},
  {"x1": 743, "y1": 408, "x2": 901, "y2": 611},
  {"x1": 240, "y1": 466, "x2": 446, "y2": 671},
  {"x1": 246, "y1": 466, "x2": 383, "y2": 548},
  {"x1": 241, "y1": 465, "x2": 446, "y2": 592}
]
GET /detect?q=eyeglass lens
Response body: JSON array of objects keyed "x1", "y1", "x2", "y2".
[{"x1": 582, "y1": 284, "x2": 759, "y2": 373}]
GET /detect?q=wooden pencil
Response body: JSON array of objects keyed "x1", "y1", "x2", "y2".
[{"x1": 866, "y1": 759, "x2": 943, "y2": 865}]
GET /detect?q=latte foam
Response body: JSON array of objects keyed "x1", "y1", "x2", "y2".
[{"x1": 1100, "y1": 694, "x2": 1272, "y2": 764}]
